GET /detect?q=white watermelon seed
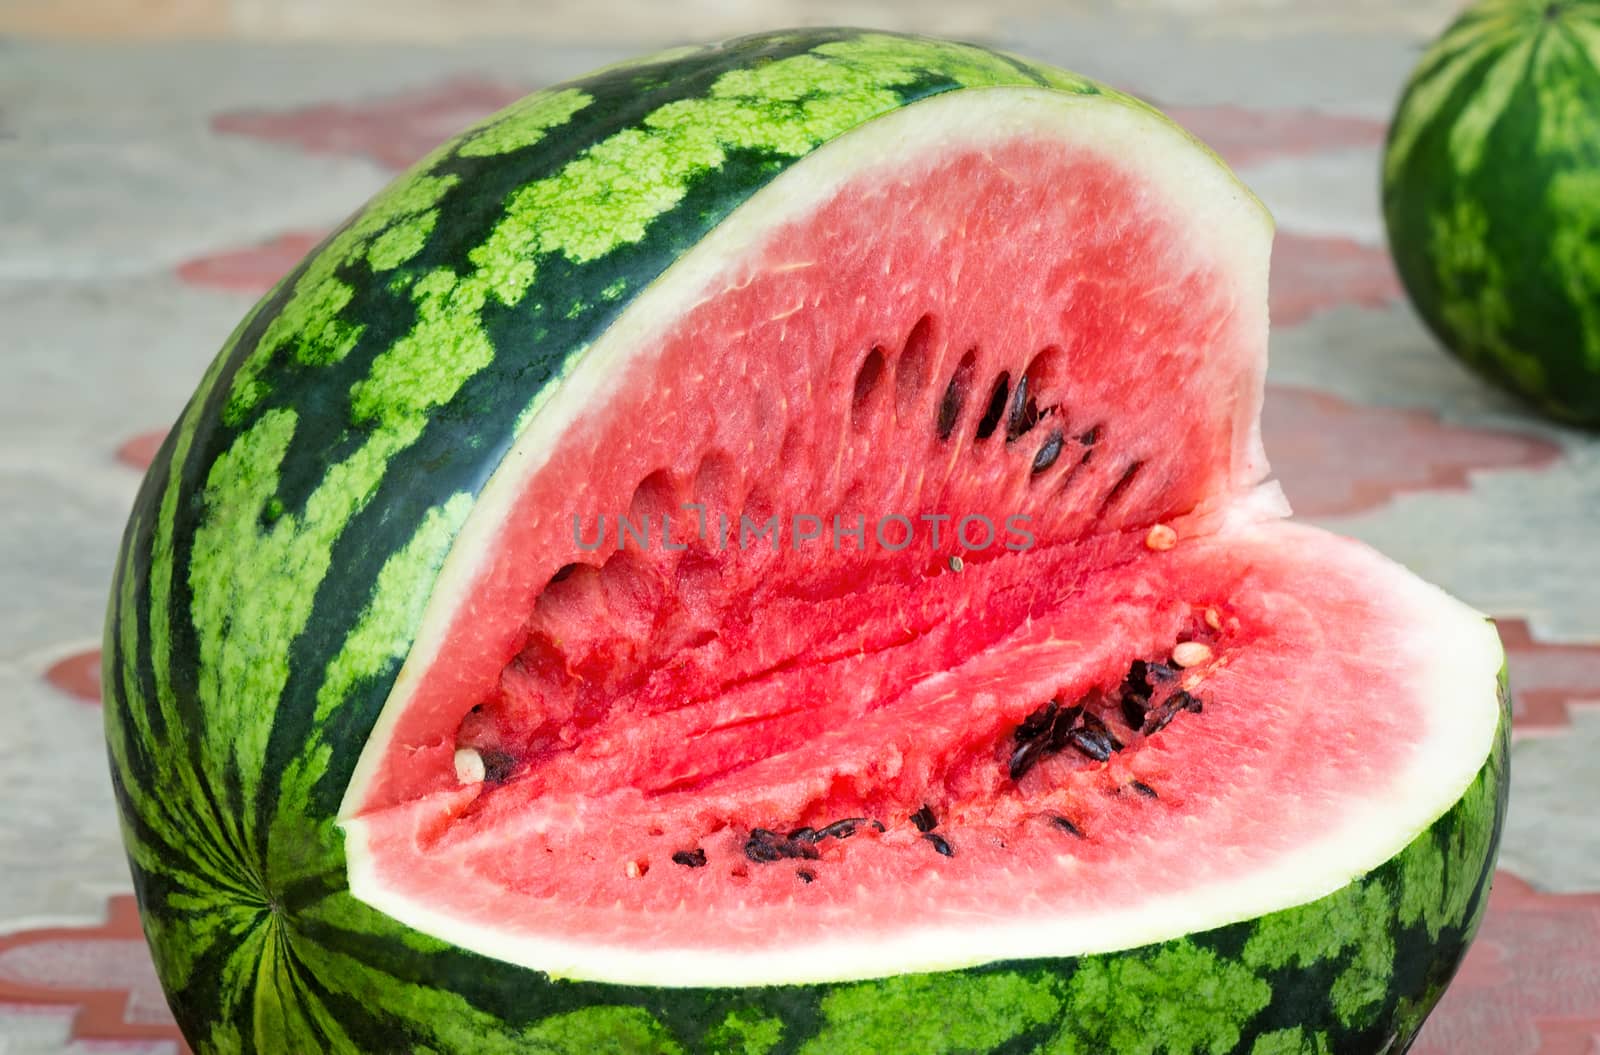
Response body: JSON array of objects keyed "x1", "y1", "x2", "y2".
[
  {"x1": 1144, "y1": 523, "x2": 1177, "y2": 551},
  {"x1": 453, "y1": 747, "x2": 485, "y2": 785},
  {"x1": 1172, "y1": 641, "x2": 1214, "y2": 668}
]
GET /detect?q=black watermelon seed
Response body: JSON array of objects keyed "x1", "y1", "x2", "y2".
[
  {"x1": 480, "y1": 749, "x2": 517, "y2": 784},
  {"x1": 1005, "y1": 374, "x2": 1039, "y2": 441},
  {"x1": 1121, "y1": 659, "x2": 1154, "y2": 702},
  {"x1": 1068, "y1": 729, "x2": 1114, "y2": 763},
  {"x1": 1048, "y1": 814, "x2": 1084, "y2": 838},
  {"x1": 936, "y1": 353, "x2": 975, "y2": 441},
  {"x1": 671, "y1": 848, "x2": 707, "y2": 868},
  {"x1": 1046, "y1": 703, "x2": 1085, "y2": 751},
  {"x1": 1079, "y1": 711, "x2": 1123, "y2": 753},
  {"x1": 1079, "y1": 424, "x2": 1102, "y2": 446},
  {"x1": 796, "y1": 869, "x2": 816, "y2": 884},
  {"x1": 911, "y1": 805, "x2": 937, "y2": 833},
  {"x1": 1130, "y1": 781, "x2": 1159, "y2": 799},
  {"x1": 976, "y1": 372, "x2": 1010, "y2": 441},
  {"x1": 923, "y1": 833, "x2": 954, "y2": 857},
  {"x1": 816, "y1": 817, "x2": 882, "y2": 841},
  {"x1": 937, "y1": 386, "x2": 962, "y2": 439},
  {"x1": 743, "y1": 836, "x2": 785, "y2": 864},
  {"x1": 1008, "y1": 738, "x2": 1046, "y2": 782},
  {"x1": 787, "y1": 826, "x2": 819, "y2": 845},
  {"x1": 1143, "y1": 703, "x2": 1178, "y2": 736},
  {"x1": 1121, "y1": 695, "x2": 1148, "y2": 731},
  {"x1": 1177, "y1": 690, "x2": 1204, "y2": 714},
  {"x1": 1146, "y1": 662, "x2": 1178, "y2": 682},
  {"x1": 1015, "y1": 700, "x2": 1060, "y2": 744},
  {"x1": 1031, "y1": 429, "x2": 1065, "y2": 474}
]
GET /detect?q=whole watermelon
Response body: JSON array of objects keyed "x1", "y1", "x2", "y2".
[
  {"x1": 106, "y1": 28, "x2": 1507, "y2": 1055},
  {"x1": 1383, "y1": 0, "x2": 1600, "y2": 426}
]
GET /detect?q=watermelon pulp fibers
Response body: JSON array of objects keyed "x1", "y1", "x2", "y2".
[{"x1": 104, "y1": 30, "x2": 1507, "y2": 1054}]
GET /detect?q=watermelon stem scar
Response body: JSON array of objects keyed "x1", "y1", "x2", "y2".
[{"x1": 105, "y1": 29, "x2": 1507, "y2": 1054}]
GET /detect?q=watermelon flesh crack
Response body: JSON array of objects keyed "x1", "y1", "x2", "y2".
[{"x1": 339, "y1": 89, "x2": 1501, "y2": 986}]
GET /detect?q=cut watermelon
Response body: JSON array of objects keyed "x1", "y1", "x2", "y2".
[{"x1": 105, "y1": 30, "x2": 1506, "y2": 1055}]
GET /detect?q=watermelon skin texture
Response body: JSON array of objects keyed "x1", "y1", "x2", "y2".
[
  {"x1": 102, "y1": 28, "x2": 1506, "y2": 1053},
  {"x1": 1383, "y1": 0, "x2": 1600, "y2": 427}
]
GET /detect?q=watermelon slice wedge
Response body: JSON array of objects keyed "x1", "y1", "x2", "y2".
[
  {"x1": 338, "y1": 85, "x2": 1503, "y2": 989},
  {"x1": 105, "y1": 30, "x2": 1506, "y2": 1054}
]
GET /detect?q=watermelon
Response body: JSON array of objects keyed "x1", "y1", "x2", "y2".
[
  {"x1": 105, "y1": 29, "x2": 1507, "y2": 1055},
  {"x1": 1383, "y1": 0, "x2": 1600, "y2": 426}
]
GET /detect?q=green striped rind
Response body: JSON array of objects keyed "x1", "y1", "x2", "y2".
[
  {"x1": 1383, "y1": 0, "x2": 1600, "y2": 425},
  {"x1": 103, "y1": 26, "x2": 1503, "y2": 1052}
]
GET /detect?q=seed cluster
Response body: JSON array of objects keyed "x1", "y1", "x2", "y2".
[
  {"x1": 743, "y1": 827, "x2": 821, "y2": 863},
  {"x1": 1007, "y1": 636, "x2": 1222, "y2": 838},
  {"x1": 1007, "y1": 697, "x2": 1126, "y2": 782},
  {"x1": 662, "y1": 804, "x2": 963, "y2": 884},
  {"x1": 926, "y1": 351, "x2": 1137, "y2": 496},
  {"x1": 738, "y1": 816, "x2": 892, "y2": 870},
  {"x1": 1117, "y1": 657, "x2": 1205, "y2": 736}
]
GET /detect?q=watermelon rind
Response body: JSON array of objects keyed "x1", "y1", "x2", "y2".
[
  {"x1": 103, "y1": 28, "x2": 1509, "y2": 1054},
  {"x1": 1383, "y1": 0, "x2": 1600, "y2": 426}
]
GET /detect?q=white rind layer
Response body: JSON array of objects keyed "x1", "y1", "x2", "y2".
[{"x1": 335, "y1": 87, "x2": 1503, "y2": 988}]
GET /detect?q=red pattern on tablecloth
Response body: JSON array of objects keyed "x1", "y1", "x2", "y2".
[
  {"x1": 212, "y1": 78, "x2": 525, "y2": 171},
  {"x1": 1495, "y1": 619, "x2": 1600, "y2": 738},
  {"x1": 116, "y1": 431, "x2": 169, "y2": 473},
  {"x1": 43, "y1": 652, "x2": 101, "y2": 706},
  {"x1": 175, "y1": 230, "x2": 326, "y2": 294},
  {"x1": 1261, "y1": 385, "x2": 1560, "y2": 517},
  {"x1": 1413, "y1": 873, "x2": 1600, "y2": 1055},
  {"x1": 1270, "y1": 231, "x2": 1403, "y2": 326},
  {"x1": 0, "y1": 896, "x2": 188, "y2": 1051},
  {"x1": 1163, "y1": 104, "x2": 1387, "y2": 169}
]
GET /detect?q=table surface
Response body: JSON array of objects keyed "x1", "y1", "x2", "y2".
[{"x1": 3, "y1": 13, "x2": 1598, "y2": 1054}]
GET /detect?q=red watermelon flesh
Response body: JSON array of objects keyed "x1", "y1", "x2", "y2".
[{"x1": 340, "y1": 95, "x2": 1498, "y2": 985}]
